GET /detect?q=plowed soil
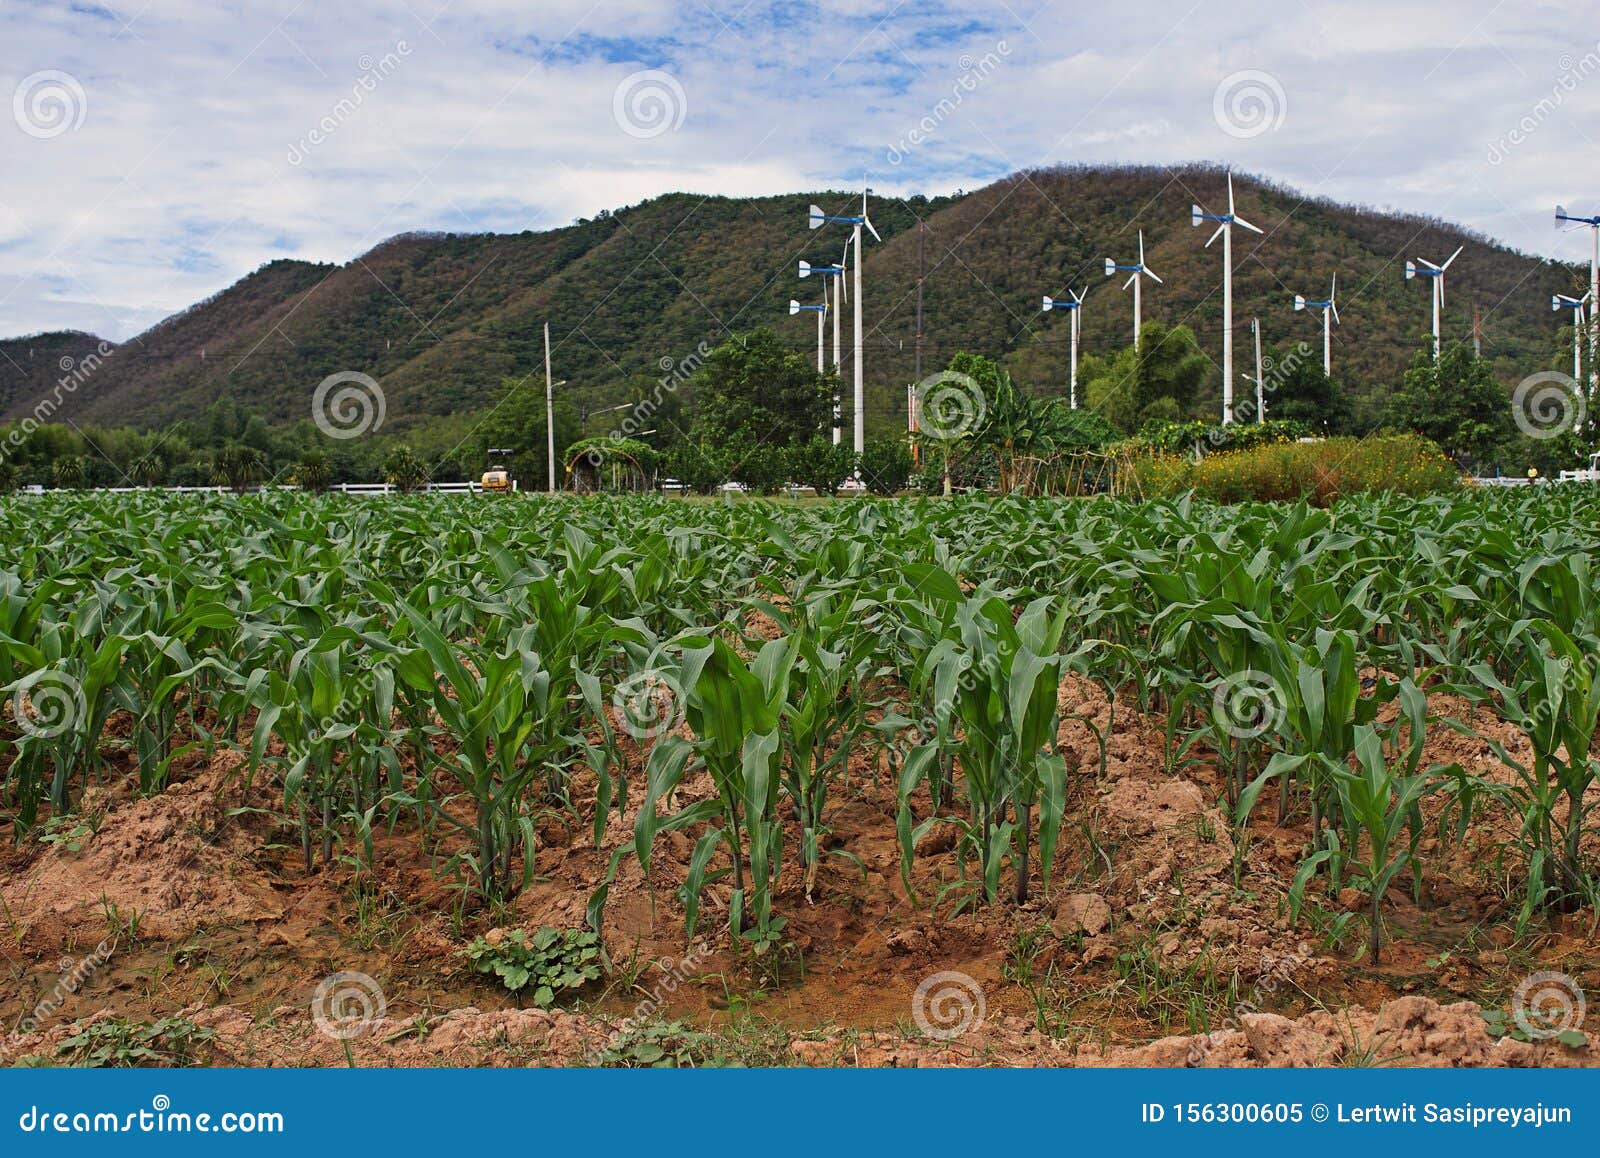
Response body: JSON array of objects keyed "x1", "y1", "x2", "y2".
[{"x1": 3, "y1": 681, "x2": 1597, "y2": 1068}]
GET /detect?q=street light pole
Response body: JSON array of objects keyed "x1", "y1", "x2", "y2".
[{"x1": 544, "y1": 321, "x2": 555, "y2": 495}]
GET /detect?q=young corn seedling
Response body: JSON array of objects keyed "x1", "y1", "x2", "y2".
[
  {"x1": 901, "y1": 594, "x2": 1072, "y2": 905},
  {"x1": 1458, "y1": 619, "x2": 1600, "y2": 911},
  {"x1": 1331, "y1": 688, "x2": 1440, "y2": 964},
  {"x1": 591, "y1": 635, "x2": 799, "y2": 953}
]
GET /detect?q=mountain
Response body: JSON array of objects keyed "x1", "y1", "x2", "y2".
[{"x1": 1, "y1": 165, "x2": 1583, "y2": 436}]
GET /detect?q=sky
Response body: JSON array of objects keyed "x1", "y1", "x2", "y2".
[{"x1": 2, "y1": 0, "x2": 1598, "y2": 342}]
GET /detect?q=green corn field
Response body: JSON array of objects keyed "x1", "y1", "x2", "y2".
[{"x1": 4, "y1": 487, "x2": 1600, "y2": 1064}]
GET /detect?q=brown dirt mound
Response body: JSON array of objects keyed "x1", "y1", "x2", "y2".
[{"x1": 1, "y1": 752, "x2": 283, "y2": 945}]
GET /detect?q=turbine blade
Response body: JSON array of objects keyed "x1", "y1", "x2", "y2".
[
  {"x1": 863, "y1": 215, "x2": 882, "y2": 243},
  {"x1": 1330, "y1": 301, "x2": 1340, "y2": 325},
  {"x1": 1122, "y1": 272, "x2": 1138, "y2": 290},
  {"x1": 1071, "y1": 288, "x2": 1083, "y2": 304},
  {"x1": 1441, "y1": 245, "x2": 1463, "y2": 270},
  {"x1": 1227, "y1": 172, "x2": 1236, "y2": 216},
  {"x1": 1144, "y1": 266, "x2": 1164, "y2": 285},
  {"x1": 1205, "y1": 223, "x2": 1226, "y2": 248},
  {"x1": 1234, "y1": 214, "x2": 1263, "y2": 235},
  {"x1": 1138, "y1": 230, "x2": 1146, "y2": 264}
]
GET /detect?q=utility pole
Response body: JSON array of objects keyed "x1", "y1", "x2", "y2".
[
  {"x1": 913, "y1": 219, "x2": 925, "y2": 462},
  {"x1": 1253, "y1": 317, "x2": 1265, "y2": 422},
  {"x1": 544, "y1": 322, "x2": 555, "y2": 495}
]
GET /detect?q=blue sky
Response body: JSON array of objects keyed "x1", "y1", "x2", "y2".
[{"x1": 2, "y1": 0, "x2": 1597, "y2": 340}]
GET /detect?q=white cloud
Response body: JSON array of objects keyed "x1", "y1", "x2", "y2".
[{"x1": 2, "y1": 0, "x2": 1598, "y2": 340}]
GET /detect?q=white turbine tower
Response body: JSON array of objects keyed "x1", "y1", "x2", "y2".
[
  {"x1": 1556, "y1": 205, "x2": 1600, "y2": 394},
  {"x1": 1191, "y1": 174, "x2": 1263, "y2": 425},
  {"x1": 1553, "y1": 292, "x2": 1590, "y2": 381},
  {"x1": 1404, "y1": 245, "x2": 1463, "y2": 360},
  {"x1": 1104, "y1": 230, "x2": 1162, "y2": 345},
  {"x1": 799, "y1": 249, "x2": 850, "y2": 443},
  {"x1": 1292, "y1": 274, "x2": 1340, "y2": 377},
  {"x1": 789, "y1": 290, "x2": 827, "y2": 374},
  {"x1": 1040, "y1": 288, "x2": 1085, "y2": 408},
  {"x1": 810, "y1": 191, "x2": 880, "y2": 457}
]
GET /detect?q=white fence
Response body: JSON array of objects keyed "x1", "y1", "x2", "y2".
[{"x1": 23, "y1": 481, "x2": 512, "y2": 496}]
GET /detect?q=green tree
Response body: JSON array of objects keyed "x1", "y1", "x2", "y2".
[
  {"x1": 383, "y1": 445, "x2": 429, "y2": 492},
  {"x1": 860, "y1": 437, "x2": 914, "y2": 494},
  {"x1": 787, "y1": 438, "x2": 858, "y2": 496},
  {"x1": 688, "y1": 329, "x2": 833, "y2": 450},
  {"x1": 1264, "y1": 350, "x2": 1353, "y2": 433},
  {"x1": 1082, "y1": 322, "x2": 1210, "y2": 433},
  {"x1": 210, "y1": 445, "x2": 266, "y2": 492},
  {"x1": 50, "y1": 455, "x2": 85, "y2": 490},
  {"x1": 1388, "y1": 345, "x2": 1513, "y2": 468},
  {"x1": 294, "y1": 450, "x2": 334, "y2": 492}
]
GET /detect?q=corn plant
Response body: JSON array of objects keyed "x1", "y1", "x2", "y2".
[
  {"x1": 1329, "y1": 691, "x2": 1440, "y2": 963},
  {"x1": 901, "y1": 593, "x2": 1072, "y2": 905},
  {"x1": 1457, "y1": 619, "x2": 1600, "y2": 911},
  {"x1": 591, "y1": 635, "x2": 798, "y2": 950}
]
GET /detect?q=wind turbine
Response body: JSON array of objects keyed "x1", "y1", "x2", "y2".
[
  {"x1": 789, "y1": 290, "x2": 828, "y2": 375},
  {"x1": 810, "y1": 191, "x2": 880, "y2": 457},
  {"x1": 1556, "y1": 205, "x2": 1600, "y2": 394},
  {"x1": 1292, "y1": 274, "x2": 1340, "y2": 377},
  {"x1": 1191, "y1": 174, "x2": 1264, "y2": 424},
  {"x1": 1553, "y1": 292, "x2": 1590, "y2": 382},
  {"x1": 1105, "y1": 230, "x2": 1162, "y2": 346},
  {"x1": 1040, "y1": 288, "x2": 1085, "y2": 408},
  {"x1": 799, "y1": 244, "x2": 851, "y2": 444},
  {"x1": 1404, "y1": 245, "x2": 1463, "y2": 360}
]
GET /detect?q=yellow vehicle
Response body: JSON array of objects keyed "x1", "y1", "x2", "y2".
[{"x1": 480, "y1": 448, "x2": 515, "y2": 494}]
